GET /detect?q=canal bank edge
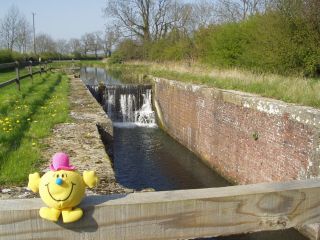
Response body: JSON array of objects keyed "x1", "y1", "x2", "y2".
[
  {"x1": 40, "y1": 76, "x2": 128, "y2": 195},
  {"x1": 153, "y1": 77, "x2": 320, "y2": 239}
]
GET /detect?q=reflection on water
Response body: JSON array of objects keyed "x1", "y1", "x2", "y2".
[
  {"x1": 80, "y1": 67, "x2": 121, "y2": 86},
  {"x1": 113, "y1": 127, "x2": 229, "y2": 191},
  {"x1": 113, "y1": 127, "x2": 307, "y2": 240}
]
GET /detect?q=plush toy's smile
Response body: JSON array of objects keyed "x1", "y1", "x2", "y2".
[{"x1": 45, "y1": 182, "x2": 76, "y2": 202}]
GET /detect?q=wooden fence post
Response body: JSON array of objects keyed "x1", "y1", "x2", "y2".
[
  {"x1": 39, "y1": 61, "x2": 42, "y2": 76},
  {"x1": 15, "y1": 61, "x2": 20, "y2": 91},
  {"x1": 29, "y1": 61, "x2": 33, "y2": 84}
]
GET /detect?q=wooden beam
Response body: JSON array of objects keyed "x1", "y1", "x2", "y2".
[
  {"x1": 0, "y1": 62, "x2": 16, "y2": 70},
  {"x1": 0, "y1": 70, "x2": 42, "y2": 89},
  {"x1": 1, "y1": 179, "x2": 320, "y2": 240}
]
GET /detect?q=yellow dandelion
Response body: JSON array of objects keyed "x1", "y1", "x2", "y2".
[
  {"x1": 5, "y1": 118, "x2": 9, "y2": 121},
  {"x1": 16, "y1": 120, "x2": 20, "y2": 123},
  {"x1": 27, "y1": 118, "x2": 31, "y2": 121},
  {"x1": 32, "y1": 142, "x2": 36, "y2": 146}
]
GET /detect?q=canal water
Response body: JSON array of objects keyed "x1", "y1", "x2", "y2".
[{"x1": 80, "y1": 67, "x2": 307, "y2": 240}]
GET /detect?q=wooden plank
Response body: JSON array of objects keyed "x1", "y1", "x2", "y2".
[
  {"x1": 0, "y1": 78, "x2": 17, "y2": 88},
  {"x1": 0, "y1": 70, "x2": 43, "y2": 89},
  {"x1": 1, "y1": 179, "x2": 320, "y2": 240},
  {"x1": 0, "y1": 62, "x2": 16, "y2": 70}
]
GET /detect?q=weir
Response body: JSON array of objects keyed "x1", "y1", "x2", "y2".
[{"x1": 87, "y1": 84, "x2": 156, "y2": 127}]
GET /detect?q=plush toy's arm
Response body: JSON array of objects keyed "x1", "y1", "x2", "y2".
[
  {"x1": 28, "y1": 172, "x2": 41, "y2": 193},
  {"x1": 83, "y1": 171, "x2": 98, "y2": 188}
]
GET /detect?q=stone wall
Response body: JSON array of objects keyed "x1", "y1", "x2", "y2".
[{"x1": 154, "y1": 77, "x2": 320, "y2": 184}]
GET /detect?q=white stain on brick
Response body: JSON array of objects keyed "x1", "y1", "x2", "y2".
[
  {"x1": 243, "y1": 101, "x2": 251, "y2": 108},
  {"x1": 196, "y1": 98, "x2": 205, "y2": 108},
  {"x1": 191, "y1": 85, "x2": 201, "y2": 92},
  {"x1": 187, "y1": 127, "x2": 192, "y2": 147},
  {"x1": 256, "y1": 101, "x2": 281, "y2": 115}
]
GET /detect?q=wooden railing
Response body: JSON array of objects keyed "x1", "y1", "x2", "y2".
[
  {"x1": 0, "y1": 61, "x2": 50, "y2": 90},
  {"x1": 1, "y1": 179, "x2": 320, "y2": 240}
]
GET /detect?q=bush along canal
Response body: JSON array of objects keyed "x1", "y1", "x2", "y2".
[{"x1": 80, "y1": 67, "x2": 308, "y2": 240}]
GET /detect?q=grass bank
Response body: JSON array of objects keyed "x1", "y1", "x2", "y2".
[
  {"x1": 49, "y1": 60, "x2": 102, "y2": 69},
  {"x1": 107, "y1": 61, "x2": 320, "y2": 109},
  {"x1": 0, "y1": 66, "x2": 41, "y2": 84},
  {"x1": 0, "y1": 72, "x2": 70, "y2": 185}
]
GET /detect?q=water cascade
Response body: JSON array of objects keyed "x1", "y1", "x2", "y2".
[{"x1": 87, "y1": 84, "x2": 156, "y2": 128}]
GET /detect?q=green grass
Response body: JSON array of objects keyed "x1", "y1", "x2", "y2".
[
  {"x1": 61, "y1": 59, "x2": 320, "y2": 108},
  {"x1": 0, "y1": 66, "x2": 41, "y2": 83},
  {"x1": 107, "y1": 61, "x2": 320, "y2": 109},
  {"x1": 0, "y1": 72, "x2": 70, "y2": 185},
  {"x1": 49, "y1": 60, "x2": 105, "y2": 69}
]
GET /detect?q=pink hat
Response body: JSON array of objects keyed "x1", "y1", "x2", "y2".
[{"x1": 50, "y1": 152, "x2": 76, "y2": 171}]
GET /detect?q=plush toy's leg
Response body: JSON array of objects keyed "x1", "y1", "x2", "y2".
[
  {"x1": 61, "y1": 208, "x2": 83, "y2": 223},
  {"x1": 39, "y1": 207, "x2": 61, "y2": 222}
]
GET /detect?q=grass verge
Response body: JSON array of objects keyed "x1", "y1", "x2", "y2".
[
  {"x1": 0, "y1": 66, "x2": 41, "y2": 84},
  {"x1": 107, "y1": 61, "x2": 320, "y2": 109},
  {"x1": 0, "y1": 72, "x2": 69, "y2": 185}
]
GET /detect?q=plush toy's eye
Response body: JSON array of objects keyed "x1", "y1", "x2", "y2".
[
  {"x1": 62, "y1": 174, "x2": 64, "y2": 178},
  {"x1": 57, "y1": 174, "x2": 59, "y2": 178}
]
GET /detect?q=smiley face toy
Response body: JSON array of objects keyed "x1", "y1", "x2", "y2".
[{"x1": 28, "y1": 152, "x2": 98, "y2": 223}]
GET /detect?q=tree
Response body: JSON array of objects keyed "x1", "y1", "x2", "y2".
[
  {"x1": 105, "y1": 0, "x2": 152, "y2": 41},
  {"x1": 93, "y1": 32, "x2": 103, "y2": 58},
  {"x1": 81, "y1": 33, "x2": 95, "y2": 56},
  {"x1": 56, "y1": 39, "x2": 69, "y2": 59},
  {"x1": 189, "y1": 0, "x2": 217, "y2": 30},
  {"x1": 215, "y1": 0, "x2": 268, "y2": 22},
  {"x1": 103, "y1": 26, "x2": 120, "y2": 56},
  {"x1": 104, "y1": 0, "x2": 193, "y2": 41},
  {"x1": 15, "y1": 16, "x2": 32, "y2": 53},
  {"x1": 35, "y1": 33, "x2": 56, "y2": 54},
  {"x1": 69, "y1": 38, "x2": 82, "y2": 57},
  {"x1": 0, "y1": 5, "x2": 27, "y2": 51}
]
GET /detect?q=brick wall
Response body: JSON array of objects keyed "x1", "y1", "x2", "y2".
[{"x1": 154, "y1": 78, "x2": 320, "y2": 184}]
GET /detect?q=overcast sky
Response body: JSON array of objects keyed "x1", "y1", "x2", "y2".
[{"x1": 0, "y1": 0, "x2": 107, "y2": 40}]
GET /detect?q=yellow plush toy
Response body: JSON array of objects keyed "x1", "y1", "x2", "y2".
[{"x1": 28, "y1": 152, "x2": 98, "y2": 223}]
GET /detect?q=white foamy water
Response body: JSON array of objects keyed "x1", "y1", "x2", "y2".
[{"x1": 117, "y1": 89, "x2": 156, "y2": 128}]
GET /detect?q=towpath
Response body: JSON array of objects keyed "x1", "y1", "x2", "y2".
[{"x1": 1, "y1": 76, "x2": 130, "y2": 199}]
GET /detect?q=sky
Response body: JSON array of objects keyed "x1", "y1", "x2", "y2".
[{"x1": 0, "y1": 0, "x2": 108, "y2": 40}]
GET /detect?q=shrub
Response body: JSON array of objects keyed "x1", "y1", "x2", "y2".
[
  {"x1": 112, "y1": 39, "x2": 144, "y2": 62},
  {"x1": 0, "y1": 50, "x2": 21, "y2": 63}
]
